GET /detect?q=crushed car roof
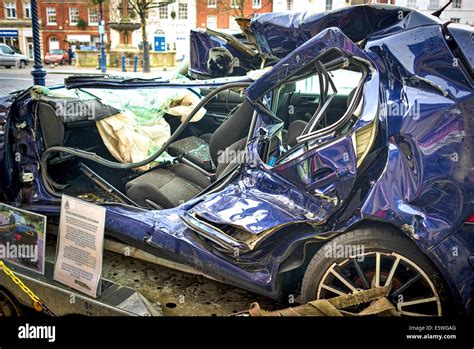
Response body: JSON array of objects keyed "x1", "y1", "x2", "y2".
[{"x1": 250, "y1": 4, "x2": 443, "y2": 58}]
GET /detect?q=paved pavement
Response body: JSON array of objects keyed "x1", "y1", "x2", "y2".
[
  {"x1": 0, "y1": 64, "x2": 174, "y2": 95},
  {"x1": 0, "y1": 66, "x2": 63, "y2": 95}
]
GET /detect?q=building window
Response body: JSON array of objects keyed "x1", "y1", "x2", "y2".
[
  {"x1": 49, "y1": 36, "x2": 59, "y2": 51},
  {"x1": 24, "y1": 2, "x2": 31, "y2": 19},
  {"x1": 69, "y1": 8, "x2": 79, "y2": 25},
  {"x1": 252, "y1": 0, "x2": 261, "y2": 8},
  {"x1": 88, "y1": 9, "x2": 99, "y2": 25},
  {"x1": 231, "y1": 0, "x2": 239, "y2": 8},
  {"x1": 287, "y1": 0, "x2": 293, "y2": 11},
  {"x1": 428, "y1": 0, "x2": 439, "y2": 9},
  {"x1": 452, "y1": 0, "x2": 461, "y2": 8},
  {"x1": 407, "y1": 0, "x2": 417, "y2": 8},
  {"x1": 450, "y1": 17, "x2": 460, "y2": 23},
  {"x1": 325, "y1": 0, "x2": 332, "y2": 10},
  {"x1": 208, "y1": 0, "x2": 217, "y2": 8},
  {"x1": 159, "y1": 4, "x2": 168, "y2": 19},
  {"x1": 178, "y1": 3, "x2": 187, "y2": 20},
  {"x1": 207, "y1": 15, "x2": 217, "y2": 29},
  {"x1": 5, "y1": 2, "x2": 16, "y2": 19},
  {"x1": 46, "y1": 7, "x2": 57, "y2": 25}
]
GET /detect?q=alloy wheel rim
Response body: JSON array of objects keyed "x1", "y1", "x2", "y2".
[{"x1": 316, "y1": 251, "x2": 442, "y2": 316}]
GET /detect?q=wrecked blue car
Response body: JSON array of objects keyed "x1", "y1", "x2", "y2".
[{"x1": 0, "y1": 5, "x2": 473, "y2": 316}]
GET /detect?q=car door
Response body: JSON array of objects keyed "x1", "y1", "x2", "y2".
[
  {"x1": 272, "y1": 133, "x2": 358, "y2": 211},
  {"x1": 190, "y1": 28, "x2": 379, "y2": 237}
]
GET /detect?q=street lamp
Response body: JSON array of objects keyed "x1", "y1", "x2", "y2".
[
  {"x1": 30, "y1": 0, "x2": 46, "y2": 86},
  {"x1": 99, "y1": 0, "x2": 107, "y2": 73}
]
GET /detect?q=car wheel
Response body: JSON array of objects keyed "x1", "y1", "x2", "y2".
[
  {"x1": 60, "y1": 59, "x2": 65, "y2": 65},
  {"x1": 0, "y1": 289, "x2": 22, "y2": 316},
  {"x1": 5, "y1": 65, "x2": 11, "y2": 69},
  {"x1": 300, "y1": 227, "x2": 448, "y2": 316},
  {"x1": 19, "y1": 60, "x2": 26, "y2": 69}
]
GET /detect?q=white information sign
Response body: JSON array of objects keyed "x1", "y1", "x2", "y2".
[{"x1": 53, "y1": 195, "x2": 105, "y2": 298}]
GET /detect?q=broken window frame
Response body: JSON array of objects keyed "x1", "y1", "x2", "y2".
[{"x1": 249, "y1": 48, "x2": 369, "y2": 166}]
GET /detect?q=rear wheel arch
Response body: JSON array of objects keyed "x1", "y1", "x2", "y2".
[
  {"x1": 275, "y1": 220, "x2": 454, "y2": 309},
  {"x1": 298, "y1": 224, "x2": 455, "y2": 315},
  {"x1": 274, "y1": 221, "x2": 404, "y2": 281},
  {"x1": 274, "y1": 239, "x2": 323, "y2": 302}
]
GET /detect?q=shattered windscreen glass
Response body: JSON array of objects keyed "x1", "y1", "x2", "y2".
[
  {"x1": 75, "y1": 85, "x2": 206, "y2": 170},
  {"x1": 31, "y1": 81, "x2": 207, "y2": 171}
]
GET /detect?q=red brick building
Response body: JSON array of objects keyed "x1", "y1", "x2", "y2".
[
  {"x1": 0, "y1": 1, "x2": 34, "y2": 58},
  {"x1": 196, "y1": 0, "x2": 273, "y2": 32},
  {"x1": 38, "y1": 0, "x2": 110, "y2": 56}
]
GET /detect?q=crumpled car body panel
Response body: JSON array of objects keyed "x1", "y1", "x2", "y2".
[
  {"x1": 360, "y1": 24, "x2": 473, "y2": 250},
  {"x1": 1, "y1": 5, "x2": 473, "y2": 313},
  {"x1": 249, "y1": 4, "x2": 442, "y2": 59}
]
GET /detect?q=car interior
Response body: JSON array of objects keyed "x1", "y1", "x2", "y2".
[
  {"x1": 35, "y1": 53, "x2": 371, "y2": 211},
  {"x1": 37, "y1": 85, "x2": 253, "y2": 209}
]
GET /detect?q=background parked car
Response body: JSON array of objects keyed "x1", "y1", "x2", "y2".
[
  {"x1": 0, "y1": 44, "x2": 29, "y2": 69},
  {"x1": 10, "y1": 46, "x2": 22, "y2": 55},
  {"x1": 44, "y1": 49, "x2": 69, "y2": 65}
]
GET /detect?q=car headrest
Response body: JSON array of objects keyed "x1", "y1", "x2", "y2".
[
  {"x1": 287, "y1": 120, "x2": 308, "y2": 147},
  {"x1": 39, "y1": 96, "x2": 120, "y2": 124}
]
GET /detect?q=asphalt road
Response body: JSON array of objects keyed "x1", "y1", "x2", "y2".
[{"x1": 0, "y1": 66, "x2": 68, "y2": 95}]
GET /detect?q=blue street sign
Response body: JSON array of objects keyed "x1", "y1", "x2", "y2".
[{"x1": 0, "y1": 30, "x2": 19, "y2": 37}]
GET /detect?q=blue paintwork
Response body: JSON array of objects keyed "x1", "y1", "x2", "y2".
[
  {"x1": 249, "y1": 4, "x2": 442, "y2": 59},
  {"x1": 360, "y1": 24, "x2": 473, "y2": 251},
  {"x1": 446, "y1": 24, "x2": 474, "y2": 72},
  {"x1": 0, "y1": 5, "x2": 473, "y2": 313},
  {"x1": 429, "y1": 224, "x2": 474, "y2": 314},
  {"x1": 191, "y1": 132, "x2": 357, "y2": 235}
]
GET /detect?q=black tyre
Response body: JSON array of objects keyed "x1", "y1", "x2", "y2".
[
  {"x1": 300, "y1": 227, "x2": 449, "y2": 316},
  {"x1": 60, "y1": 59, "x2": 65, "y2": 65},
  {"x1": 5, "y1": 65, "x2": 11, "y2": 69},
  {"x1": 19, "y1": 60, "x2": 26, "y2": 69}
]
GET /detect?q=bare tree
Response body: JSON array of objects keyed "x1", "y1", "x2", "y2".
[
  {"x1": 127, "y1": 0, "x2": 175, "y2": 73},
  {"x1": 214, "y1": 0, "x2": 272, "y2": 19}
]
